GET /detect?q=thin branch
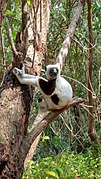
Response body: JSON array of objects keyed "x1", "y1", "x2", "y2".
[
  {"x1": 22, "y1": 97, "x2": 85, "y2": 155},
  {"x1": 60, "y1": 114, "x2": 74, "y2": 137},
  {"x1": 40, "y1": 0, "x2": 43, "y2": 32},
  {"x1": 67, "y1": 76, "x2": 95, "y2": 94},
  {"x1": 56, "y1": 1, "x2": 84, "y2": 69},
  {"x1": 32, "y1": 0, "x2": 39, "y2": 68},
  {"x1": 22, "y1": 0, "x2": 28, "y2": 34},
  {"x1": 0, "y1": 26, "x2": 6, "y2": 66},
  {"x1": 5, "y1": 16, "x2": 18, "y2": 55},
  {"x1": 98, "y1": 67, "x2": 101, "y2": 96}
]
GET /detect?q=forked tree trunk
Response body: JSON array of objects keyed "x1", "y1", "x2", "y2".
[{"x1": 0, "y1": 0, "x2": 50, "y2": 177}]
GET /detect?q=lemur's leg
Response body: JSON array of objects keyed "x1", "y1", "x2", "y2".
[
  {"x1": 38, "y1": 97, "x2": 48, "y2": 112},
  {"x1": 13, "y1": 65, "x2": 39, "y2": 86},
  {"x1": 39, "y1": 100, "x2": 48, "y2": 112}
]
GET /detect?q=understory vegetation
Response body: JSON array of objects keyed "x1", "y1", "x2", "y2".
[{"x1": 23, "y1": 144, "x2": 101, "y2": 179}]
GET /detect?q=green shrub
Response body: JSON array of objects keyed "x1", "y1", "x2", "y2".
[{"x1": 23, "y1": 146, "x2": 101, "y2": 179}]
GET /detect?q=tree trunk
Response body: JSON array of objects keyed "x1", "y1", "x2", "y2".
[
  {"x1": 0, "y1": 0, "x2": 50, "y2": 177},
  {"x1": 0, "y1": 72, "x2": 33, "y2": 178},
  {"x1": 87, "y1": 0, "x2": 98, "y2": 141}
]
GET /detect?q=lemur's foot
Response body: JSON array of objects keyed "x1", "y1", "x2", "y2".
[{"x1": 13, "y1": 67, "x2": 23, "y2": 76}]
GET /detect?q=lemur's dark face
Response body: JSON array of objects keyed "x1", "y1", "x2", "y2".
[{"x1": 45, "y1": 63, "x2": 61, "y2": 80}]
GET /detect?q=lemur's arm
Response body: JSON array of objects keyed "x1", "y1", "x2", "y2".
[{"x1": 13, "y1": 65, "x2": 47, "y2": 86}]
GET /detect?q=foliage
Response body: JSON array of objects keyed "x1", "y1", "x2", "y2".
[
  {"x1": 1, "y1": 0, "x2": 21, "y2": 64},
  {"x1": 23, "y1": 145, "x2": 101, "y2": 179}
]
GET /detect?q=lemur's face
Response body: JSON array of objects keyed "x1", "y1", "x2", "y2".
[{"x1": 45, "y1": 63, "x2": 61, "y2": 80}]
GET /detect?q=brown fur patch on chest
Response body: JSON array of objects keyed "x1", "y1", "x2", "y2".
[{"x1": 38, "y1": 78, "x2": 56, "y2": 95}]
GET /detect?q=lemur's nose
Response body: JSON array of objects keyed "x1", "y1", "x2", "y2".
[{"x1": 49, "y1": 67, "x2": 58, "y2": 77}]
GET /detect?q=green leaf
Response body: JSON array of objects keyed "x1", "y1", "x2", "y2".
[
  {"x1": 62, "y1": 14, "x2": 66, "y2": 21},
  {"x1": 12, "y1": 31, "x2": 16, "y2": 41},
  {"x1": 27, "y1": 0, "x2": 32, "y2": 5},
  {"x1": 45, "y1": 169, "x2": 59, "y2": 178},
  {"x1": 42, "y1": 136, "x2": 50, "y2": 141},
  {"x1": 53, "y1": 168, "x2": 63, "y2": 177},
  {"x1": 6, "y1": 10, "x2": 12, "y2": 16}
]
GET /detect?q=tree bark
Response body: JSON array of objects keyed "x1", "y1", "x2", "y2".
[
  {"x1": 0, "y1": 75, "x2": 33, "y2": 178},
  {"x1": 87, "y1": 0, "x2": 98, "y2": 141}
]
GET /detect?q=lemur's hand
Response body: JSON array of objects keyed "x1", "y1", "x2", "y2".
[
  {"x1": 13, "y1": 64, "x2": 25, "y2": 76},
  {"x1": 13, "y1": 67, "x2": 23, "y2": 76}
]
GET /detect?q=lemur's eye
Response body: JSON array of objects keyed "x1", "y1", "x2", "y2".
[{"x1": 45, "y1": 66, "x2": 47, "y2": 71}]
